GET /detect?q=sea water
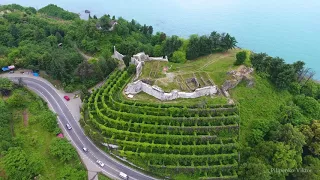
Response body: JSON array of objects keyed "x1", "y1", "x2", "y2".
[{"x1": 2, "y1": 0, "x2": 320, "y2": 79}]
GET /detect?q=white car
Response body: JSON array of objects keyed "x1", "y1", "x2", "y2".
[
  {"x1": 96, "y1": 160, "x2": 105, "y2": 167},
  {"x1": 82, "y1": 147, "x2": 88, "y2": 152},
  {"x1": 119, "y1": 172, "x2": 129, "y2": 180},
  {"x1": 66, "y1": 123, "x2": 72, "y2": 130}
]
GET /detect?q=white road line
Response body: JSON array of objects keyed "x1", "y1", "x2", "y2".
[
  {"x1": 26, "y1": 80, "x2": 138, "y2": 180},
  {"x1": 22, "y1": 77, "x2": 154, "y2": 180},
  {"x1": 28, "y1": 85, "x2": 121, "y2": 180},
  {"x1": 9, "y1": 76, "x2": 153, "y2": 180}
]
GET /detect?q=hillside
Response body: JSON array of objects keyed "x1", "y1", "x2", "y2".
[{"x1": 1, "y1": 3, "x2": 320, "y2": 180}]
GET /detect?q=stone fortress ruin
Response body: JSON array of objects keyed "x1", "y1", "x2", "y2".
[
  {"x1": 125, "y1": 80, "x2": 218, "y2": 101},
  {"x1": 112, "y1": 47, "x2": 252, "y2": 101}
]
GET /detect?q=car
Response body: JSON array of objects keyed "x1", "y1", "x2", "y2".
[
  {"x1": 66, "y1": 123, "x2": 72, "y2": 130},
  {"x1": 96, "y1": 160, "x2": 105, "y2": 167},
  {"x1": 82, "y1": 147, "x2": 88, "y2": 152},
  {"x1": 64, "y1": 95, "x2": 70, "y2": 101},
  {"x1": 119, "y1": 172, "x2": 129, "y2": 180}
]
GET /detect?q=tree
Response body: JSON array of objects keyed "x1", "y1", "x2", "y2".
[
  {"x1": 38, "y1": 4, "x2": 79, "y2": 20},
  {"x1": 31, "y1": 110, "x2": 57, "y2": 132},
  {"x1": 268, "y1": 124, "x2": 306, "y2": 152},
  {"x1": 99, "y1": 15, "x2": 111, "y2": 30},
  {"x1": 238, "y1": 157, "x2": 271, "y2": 180},
  {"x1": 300, "y1": 120, "x2": 320, "y2": 156},
  {"x1": 123, "y1": 55, "x2": 131, "y2": 67},
  {"x1": 6, "y1": 90, "x2": 27, "y2": 108},
  {"x1": 163, "y1": 35, "x2": 183, "y2": 58},
  {"x1": 75, "y1": 61, "x2": 95, "y2": 81},
  {"x1": 3, "y1": 147, "x2": 43, "y2": 180},
  {"x1": 58, "y1": 166, "x2": 87, "y2": 180},
  {"x1": 253, "y1": 141, "x2": 299, "y2": 179},
  {"x1": 235, "y1": 51, "x2": 247, "y2": 65},
  {"x1": 0, "y1": 99, "x2": 13, "y2": 152},
  {"x1": 278, "y1": 102, "x2": 308, "y2": 125},
  {"x1": 49, "y1": 138, "x2": 77, "y2": 162},
  {"x1": 186, "y1": 34, "x2": 200, "y2": 60},
  {"x1": 153, "y1": 45, "x2": 163, "y2": 57},
  {"x1": 171, "y1": 50, "x2": 186, "y2": 63},
  {"x1": 294, "y1": 95, "x2": 320, "y2": 119},
  {"x1": 292, "y1": 156, "x2": 320, "y2": 180},
  {"x1": 0, "y1": 78, "x2": 13, "y2": 96},
  {"x1": 220, "y1": 33, "x2": 237, "y2": 51},
  {"x1": 127, "y1": 64, "x2": 136, "y2": 75}
]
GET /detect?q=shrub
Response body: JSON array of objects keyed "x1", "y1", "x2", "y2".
[
  {"x1": 171, "y1": 50, "x2": 186, "y2": 63},
  {"x1": 127, "y1": 64, "x2": 136, "y2": 75},
  {"x1": 234, "y1": 51, "x2": 247, "y2": 65}
]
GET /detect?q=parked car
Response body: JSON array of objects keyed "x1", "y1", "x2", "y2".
[
  {"x1": 82, "y1": 147, "x2": 88, "y2": 152},
  {"x1": 119, "y1": 172, "x2": 129, "y2": 180},
  {"x1": 64, "y1": 95, "x2": 70, "y2": 101},
  {"x1": 96, "y1": 160, "x2": 105, "y2": 167},
  {"x1": 66, "y1": 123, "x2": 72, "y2": 130}
]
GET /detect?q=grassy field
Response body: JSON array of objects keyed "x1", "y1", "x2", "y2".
[
  {"x1": 0, "y1": 89, "x2": 86, "y2": 179},
  {"x1": 139, "y1": 49, "x2": 240, "y2": 94},
  {"x1": 229, "y1": 74, "x2": 292, "y2": 144}
]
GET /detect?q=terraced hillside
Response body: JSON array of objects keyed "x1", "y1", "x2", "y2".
[{"x1": 82, "y1": 70, "x2": 240, "y2": 179}]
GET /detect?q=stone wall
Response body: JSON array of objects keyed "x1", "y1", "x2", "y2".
[
  {"x1": 125, "y1": 80, "x2": 218, "y2": 101},
  {"x1": 130, "y1": 52, "x2": 168, "y2": 80},
  {"x1": 112, "y1": 46, "x2": 125, "y2": 61}
]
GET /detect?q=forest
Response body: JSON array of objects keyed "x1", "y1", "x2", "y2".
[
  {"x1": 0, "y1": 4, "x2": 236, "y2": 92},
  {"x1": 1, "y1": 3, "x2": 320, "y2": 180}
]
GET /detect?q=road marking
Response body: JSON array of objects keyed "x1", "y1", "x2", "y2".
[
  {"x1": 26, "y1": 80, "x2": 140, "y2": 180},
  {"x1": 8, "y1": 76, "x2": 155, "y2": 180},
  {"x1": 28, "y1": 86, "x2": 121, "y2": 180}
]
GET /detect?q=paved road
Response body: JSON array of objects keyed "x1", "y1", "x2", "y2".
[{"x1": 4, "y1": 75, "x2": 157, "y2": 180}]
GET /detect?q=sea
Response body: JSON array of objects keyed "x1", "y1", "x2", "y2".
[{"x1": 2, "y1": 0, "x2": 320, "y2": 79}]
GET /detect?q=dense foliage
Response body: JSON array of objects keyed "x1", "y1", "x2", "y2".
[
  {"x1": 0, "y1": 79, "x2": 86, "y2": 179},
  {"x1": 186, "y1": 32, "x2": 237, "y2": 60},
  {"x1": 0, "y1": 3, "x2": 237, "y2": 92},
  {"x1": 38, "y1": 4, "x2": 79, "y2": 20},
  {"x1": 235, "y1": 51, "x2": 320, "y2": 179}
]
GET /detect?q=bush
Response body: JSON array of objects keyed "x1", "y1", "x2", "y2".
[
  {"x1": 171, "y1": 50, "x2": 186, "y2": 63},
  {"x1": 234, "y1": 51, "x2": 247, "y2": 65},
  {"x1": 127, "y1": 64, "x2": 136, "y2": 75},
  {"x1": 49, "y1": 138, "x2": 77, "y2": 162}
]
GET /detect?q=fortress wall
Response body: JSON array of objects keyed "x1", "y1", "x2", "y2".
[{"x1": 125, "y1": 80, "x2": 218, "y2": 101}]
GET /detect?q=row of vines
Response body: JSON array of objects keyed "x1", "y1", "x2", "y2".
[{"x1": 82, "y1": 70, "x2": 240, "y2": 179}]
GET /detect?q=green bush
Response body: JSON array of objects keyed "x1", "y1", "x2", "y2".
[
  {"x1": 234, "y1": 51, "x2": 247, "y2": 65},
  {"x1": 171, "y1": 50, "x2": 186, "y2": 63},
  {"x1": 127, "y1": 64, "x2": 136, "y2": 75}
]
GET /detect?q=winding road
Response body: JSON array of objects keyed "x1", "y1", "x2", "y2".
[{"x1": 3, "y1": 74, "x2": 157, "y2": 180}]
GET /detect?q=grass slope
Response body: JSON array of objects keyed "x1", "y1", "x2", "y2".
[{"x1": 230, "y1": 74, "x2": 292, "y2": 144}]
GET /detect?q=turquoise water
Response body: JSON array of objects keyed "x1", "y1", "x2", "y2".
[{"x1": 3, "y1": 0, "x2": 320, "y2": 79}]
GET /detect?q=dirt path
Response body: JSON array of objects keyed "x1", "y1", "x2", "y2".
[
  {"x1": 75, "y1": 46, "x2": 93, "y2": 61},
  {"x1": 23, "y1": 109, "x2": 28, "y2": 126}
]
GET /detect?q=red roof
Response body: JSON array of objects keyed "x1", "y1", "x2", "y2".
[{"x1": 57, "y1": 133, "x2": 64, "y2": 138}]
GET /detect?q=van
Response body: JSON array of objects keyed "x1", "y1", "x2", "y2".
[{"x1": 119, "y1": 172, "x2": 128, "y2": 180}]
